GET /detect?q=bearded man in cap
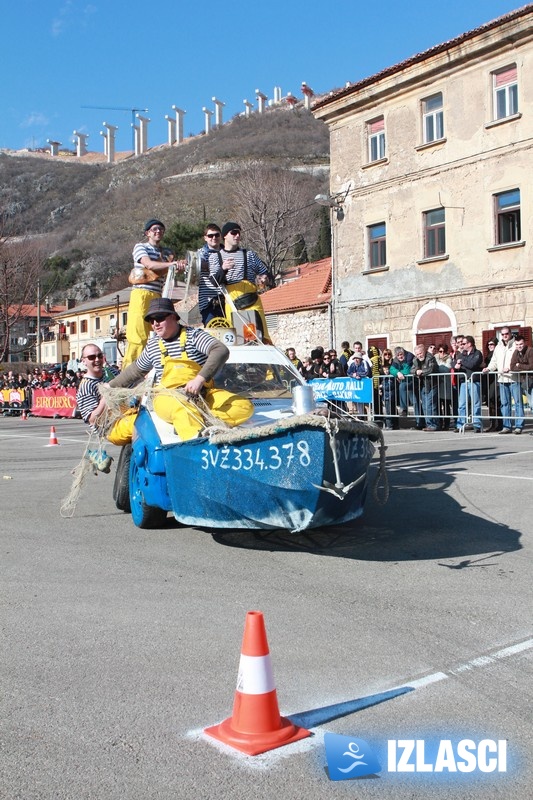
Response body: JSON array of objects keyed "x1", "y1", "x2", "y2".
[
  {"x1": 108, "y1": 297, "x2": 253, "y2": 441},
  {"x1": 122, "y1": 219, "x2": 182, "y2": 368}
]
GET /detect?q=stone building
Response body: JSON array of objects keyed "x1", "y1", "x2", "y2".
[{"x1": 312, "y1": 5, "x2": 533, "y2": 353}]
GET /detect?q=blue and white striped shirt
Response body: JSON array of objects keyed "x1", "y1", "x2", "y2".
[
  {"x1": 76, "y1": 375, "x2": 102, "y2": 424},
  {"x1": 131, "y1": 241, "x2": 170, "y2": 293},
  {"x1": 198, "y1": 247, "x2": 268, "y2": 310},
  {"x1": 136, "y1": 326, "x2": 217, "y2": 382}
]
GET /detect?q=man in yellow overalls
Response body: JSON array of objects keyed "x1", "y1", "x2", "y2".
[
  {"x1": 209, "y1": 222, "x2": 273, "y2": 343},
  {"x1": 107, "y1": 297, "x2": 253, "y2": 443}
]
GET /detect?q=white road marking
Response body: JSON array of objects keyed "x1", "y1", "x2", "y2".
[{"x1": 190, "y1": 636, "x2": 533, "y2": 768}]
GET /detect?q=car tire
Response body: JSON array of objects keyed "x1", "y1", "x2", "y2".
[{"x1": 113, "y1": 444, "x2": 132, "y2": 512}]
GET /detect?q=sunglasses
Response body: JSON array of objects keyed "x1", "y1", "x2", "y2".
[
  {"x1": 149, "y1": 226, "x2": 165, "y2": 232},
  {"x1": 228, "y1": 229, "x2": 241, "y2": 236},
  {"x1": 206, "y1": 233, "x2": 220, "y2": 238},
  {"x1": 149, "y1": 313, "x2": 172, "y2": 323},
  {"x1": 85, "y1": 353, "x2": 104, "y2": 361}
]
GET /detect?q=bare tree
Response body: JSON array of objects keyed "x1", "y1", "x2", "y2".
[
  {"x1": 0, "y1": 224, "x2": 47, "y2": 361},
  {"x1": 228, "y1": 161, "x2": 322, "y2": 281}
]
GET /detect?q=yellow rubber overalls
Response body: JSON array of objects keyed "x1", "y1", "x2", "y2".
[{"x1": 152, "y1": 331, "x2": 254, "y2": 440}]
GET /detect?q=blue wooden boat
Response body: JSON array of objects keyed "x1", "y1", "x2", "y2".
[{"x1": 112, "y1": 345, "x2": 385, "y2": 532}]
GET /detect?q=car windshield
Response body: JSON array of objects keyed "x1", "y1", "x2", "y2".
[{"x1": 213, "y1": 361, "x2": 300, "y2": 398}]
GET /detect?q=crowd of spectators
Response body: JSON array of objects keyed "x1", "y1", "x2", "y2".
[{"x1": 285, "y1": 333, "x2": 532, "y2": 431}]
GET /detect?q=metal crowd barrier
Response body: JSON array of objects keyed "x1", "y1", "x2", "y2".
[{"x1": 368, "y1": 370, "x2": 533, "y2": 430}]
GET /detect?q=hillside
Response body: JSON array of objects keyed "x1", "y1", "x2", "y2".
[{"x1": 0, "y1": 108, "x2": 330, "y2": 302}]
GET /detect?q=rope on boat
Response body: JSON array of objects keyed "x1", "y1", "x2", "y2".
[{"x1": 371, "y1": 427, "x2": 389, "y2": 506}]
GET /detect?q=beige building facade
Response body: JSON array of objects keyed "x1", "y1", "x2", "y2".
[{"x1": 312, "y1": 5, "x2": 533, "y2": 352}]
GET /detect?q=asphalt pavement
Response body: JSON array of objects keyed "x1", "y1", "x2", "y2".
[{"x1": 1, "y1": 415, "x2": 532, "y2": 800}]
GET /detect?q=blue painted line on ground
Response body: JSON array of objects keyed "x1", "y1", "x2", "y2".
[{"x1": 287, "y1": 686, "x2": 414, "y2": 729}]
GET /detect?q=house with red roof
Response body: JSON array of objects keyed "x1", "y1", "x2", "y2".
[{"x1": 261, "y1": 257, "x2": 332, "y2": 356}]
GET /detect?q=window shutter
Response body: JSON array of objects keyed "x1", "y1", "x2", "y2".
[
  {"x1": 494, "y1": 66, "x2": 517, "y2": 86},
  {"x1": 369, "y1": 118, "x2": 384, "y2": 133}
]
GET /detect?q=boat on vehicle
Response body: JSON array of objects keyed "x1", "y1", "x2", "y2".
[{"x1": 112, "y1": 343, "x2": 386, "y2": 532}]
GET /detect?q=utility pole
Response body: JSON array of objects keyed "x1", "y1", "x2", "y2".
[
  {"x1": 81, "y1": 105, "x2": 148, "y2": 151},
  {"x1": 36, "y1": 280, "x2": 41, "y2": 364}
]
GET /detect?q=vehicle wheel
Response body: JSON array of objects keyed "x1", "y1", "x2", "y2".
[
  {"x1": 206, "y1": 316, "x2": 230, "y2": 329},
  {"x1": 113, "y1": 444, "x2": 131, "y2": 512},
  {"x1": 129, "y1": 453, "x2": 167, "y2": 529}
]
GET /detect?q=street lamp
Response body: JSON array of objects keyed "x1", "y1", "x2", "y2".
[{"x1": 314, "y1": 191, "x2": 349, "y2": 350}]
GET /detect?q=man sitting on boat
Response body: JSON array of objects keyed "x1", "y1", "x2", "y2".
[{"x1": 107, "y1": 297, "x2": 254, "y2": 441}]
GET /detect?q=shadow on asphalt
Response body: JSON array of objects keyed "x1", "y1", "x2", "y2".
[{"x1": 210, "y1": 445, "x2": 522, "y2": 562}]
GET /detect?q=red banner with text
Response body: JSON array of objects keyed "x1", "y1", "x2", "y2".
[{"x1": 31, "y1": 388, "x2": 78, "y2": 418}]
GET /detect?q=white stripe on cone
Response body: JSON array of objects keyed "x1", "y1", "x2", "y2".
[{"x1": 236, "y1": 654, "x2": 275, "y2": 695}]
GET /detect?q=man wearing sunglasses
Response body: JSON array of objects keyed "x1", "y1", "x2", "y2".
[
  {"x1": 76, "y1": 345, "x2": 115, "y2": 471},
  {"x1": 205, "y1": 222, "x2": 273, "y2": 342},
  {"x1": 108, "y1": 297, "x2": 253, "y2": 441},
  {"x1": 198, "y1": 223, "x2": 224, "y2": 324}
]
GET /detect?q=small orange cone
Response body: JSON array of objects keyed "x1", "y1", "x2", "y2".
[
  {"x1": 47, "y1": 425, "x2": 60, "y2": 446},
  {"x1": 21, "y1": 409, "x2": 27, "y2": 420},
  {"x1": 204, "y1": 611, "x2": 311, "y2": 755}
]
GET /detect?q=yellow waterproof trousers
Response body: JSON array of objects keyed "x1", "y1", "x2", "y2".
[
  {"x1": 107, "y1": 408, "x2": 137, "y2": 446},
  {"x1": 122, "y1": 288, "x2": 160, "y2": 368},
  {"x1": 153, "y1": 388, "x2": 253, "y2": 440}
]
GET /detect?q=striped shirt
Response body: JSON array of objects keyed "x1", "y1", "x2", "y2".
[
  {"x1": 131, "y1": 241, "x2": 170, "y2": 293},
  {"x1": 198, "y1": 247, "x2": 268, "y2": 310},
  {"x1": 197, "y1": 244, "x2": 221, "y2": 311},
  {"x1": 76, "y1": 375, "x2": 103, "y2": 425},
  {"x1": 136, "y1": 326, "x2": 217, "y2": 382}
]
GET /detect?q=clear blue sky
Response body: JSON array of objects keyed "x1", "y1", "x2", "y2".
[{"x1": 2, "y1": 0, "x2": 525, "y2": 153}]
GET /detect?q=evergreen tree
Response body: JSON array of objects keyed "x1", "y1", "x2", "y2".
[
  {"x1": 292, "y1": 234, "x2": 308, "y2": 265},
  {"x1": 164, "y1": 221, "x2": 205, "y2": 258},
  {"x1": 311, "y1": 207, "x2": 332, "y2": 261}
]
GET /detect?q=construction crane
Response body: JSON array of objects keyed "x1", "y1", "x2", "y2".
[{"x1": 81, "y1": 105, "x2": 148, "y2": 150}]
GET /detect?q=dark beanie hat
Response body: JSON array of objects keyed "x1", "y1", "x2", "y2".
[
  {"x1": 143, "y1": 297, "x2": 179, "y2": 321},
  {"x1": 310, "y1": 349, "x2": 322, "y2": 360},
  {"x1": 144, "y1": 218, "x2": 165, "y2": 232},
  {"x1": 221, "y1": 221, "x2": 241, "y2": 238}
]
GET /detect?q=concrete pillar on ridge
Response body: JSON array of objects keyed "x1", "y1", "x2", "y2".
[
  {"x1": 301, "y1": 82, "x2": 315, "y2": 110},
  {"x1": 255, "y1": 89, "x2": 268, "y2": 113},
  {"x1": 171, "y1": 106, "x2": 186, "y2": 143},
  {"x1": 243, "y1": 99, "x2": 254, "y2": 117},
  {"x1": 165, "y1": 115, "x2": 176, "y2": 145},
  {"x1": 135, "y1": 114, "x2": 150, "y2": 153},
  {"x1": 101, "y1": 122, "x2": 118, "y2": 163},
  {"x1": 73, "y1": 131, "x2": 88, "y2": 157},
  {"x1": 212, "y1": 97, "x2": 225, "y2": 127},
  {"x1": 202, "y1": 107, "x2": 213, "y2": 134}
]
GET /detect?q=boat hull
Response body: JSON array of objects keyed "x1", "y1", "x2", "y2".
[{"x1": 131, "y1": 408, "x2": 378, "y2": 532}]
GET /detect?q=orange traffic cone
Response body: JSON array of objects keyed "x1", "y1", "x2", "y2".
[
  {"x1": 204, "y1": 611, "x2": 311, "y2": 755},
  {"x1": 47, "y1": 425, "x2": 60, "y2": 446},
  {"x1": 21, "y1": 409, "x2": 27, "y2": 420}
]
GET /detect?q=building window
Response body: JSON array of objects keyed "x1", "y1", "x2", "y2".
[
  {"x1": 367, "y1": 117, "x2": 385, "y2": 162},
  {"x1": 368, "y1": 223, "x2": 386, "y2": 268},
  {"x1": 80, "y1": 320, "x2": 88, "y2": 334},
  {"x1": 70, "y1": 322, "x2": 77, "y2": 335},
  {"x1": 495, "y1": 189, "x2": 521, "y2": 244},
  {"x1": 424, "y1": 208, "x2": 446, "y2": 257},
  {"x1": 95, "y1": 317, "x2": 101, "y2": 331},
  {"x1": 493, "y1": 65, "x2": 518, "y2": 120},
  {"x1": 422, "y1": 93, "x2": 444, "y2": 143}
]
